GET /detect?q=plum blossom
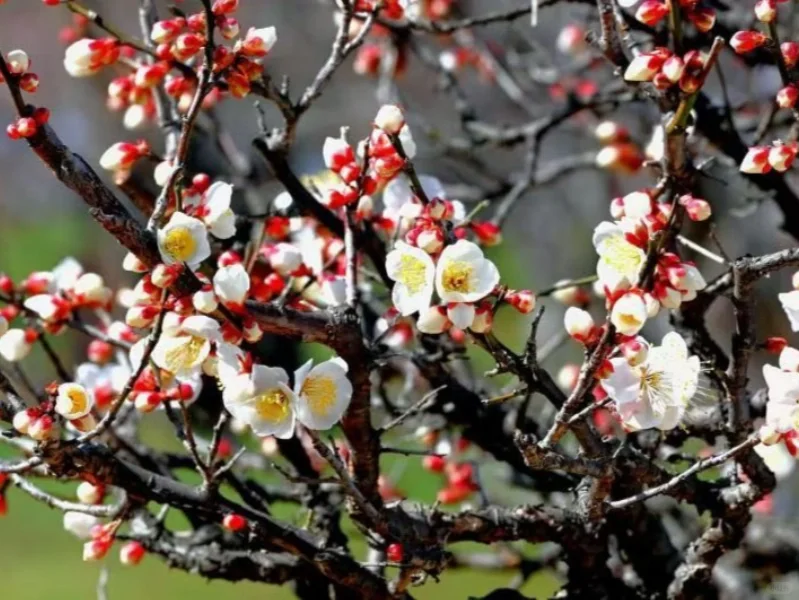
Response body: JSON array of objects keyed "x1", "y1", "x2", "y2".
[
  {"x1": 386, "y1": 241, "x2": 436, "y2": 316},
  {"x1": 293, "y1": 358, "x2": 352, "y2": 430},
  {"x1": 601, "y1": 332, "x2": 700, "y2": 431},
  {"x1": 157, "y1": 212, "x2": 211, "y2": 269},
  {"x1": 223, "y1": 364, "x2": 298, "y2": 438},
  {"x1": 593, "y1": 221, "x2": 646, "y2": 292},
  {"x1": 151, "y1": 315, "x2": 221, "y2": 377}
]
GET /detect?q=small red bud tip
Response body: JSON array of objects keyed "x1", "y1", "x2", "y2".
[
  {"x1": 223, "y1": 513, "x2": 247, "y2": 532},
  {"x1": 43, "y1": 0, "x2": 61, "y2": 5},
  {"x1": 0, "y1": 494, "x2": 7, "y2": 517},
  {"x1": 33, "y1": 107, "x2": 50, "y2": 125},
  {"x1": 120, "y1": 541, "x2": 146, "y2": 566},
  {"x1": 386, "y1": 543, "x2": 404, "y2": 563},
  {"x1": 764, "y1": 337, "x2": 788, "y2": 354},
  {"x1": 422, "y1": 455, "x2": 446, "y2": 473},
  {"x1": 193, "y1": 172, "x2": 211, "y2": 193}
]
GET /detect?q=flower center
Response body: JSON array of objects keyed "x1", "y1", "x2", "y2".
[
  {"x1": 164, "y1": 336, "x2": 206, "y2": 373},
  {"x1": 618, "y1": 313, "x2": 643, "y2": 329},
  {"x1": 397, "y1": 254, "x2": 428, "y2": 294},
  {"x1": 601, "y1": 235, "x2": 643, "y2": 276},
  {"x1": 163, "y1": 226, "x2": 197, "y2": 262},
  {"x1": 300, "y1": 376, "x2": 337, "y2": 416},
  {"x1": 254, "y1": 388, "x2": 290, "y2": 423},
  {"x1": 441, "y1": 261, "x2": 473, "y2": 293},
  {"x1": 66, "y1": 388, "x2": 88, "y2": 413}
]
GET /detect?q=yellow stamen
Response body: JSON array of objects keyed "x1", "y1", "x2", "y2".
[
  {"x1": 66, "y1": 389, "x2": 88, "y2": 413},
  {"x1": 301, "y1": 376, "x2": 337, "y2": 416},
  {"x1": 618, "y1": 313, "x2": 642, "y2": 329},
  {"x1": 162, "y1": 226, "x2": 197, "y2": 262},
  {"x1": 164, "y1": 336, "x2": 206, "y2": 372},
  {"x1": 397, "y1": 253, "x2": 428, "y2": 294},
  {"x1": 254, "y1": 388, "x2": 290, "y2": 423},
  {"x1": 441, "y1": 261, "x2": 473, "y2": 293},
  {"x1": 601, "y1": 235, "x2": 643, "y2": 276}
]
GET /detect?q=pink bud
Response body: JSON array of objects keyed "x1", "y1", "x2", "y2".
[
  {"x1": 730, "y1": 31, "x2": 767, "y2": 54},
  {"x1": 556, "y1": 24, "x2": 587, "y2": 55},
  {"x1": 769, "y1": 142, "x2": 798, "y2": 172},
  {"x1": 417, "y1": 305, "x2": 449, "y2": 335},
  {"x1": 661, "y1": 55, "x2": 685, "y2": 83},
  {"x1": 740, "y1": 146, "x2": 772, "y2": 174},
  {"x1": 83, "y1": 539, "x2": 112, "y2": 562},
  {"x1": 564, "y1": 307, "x2": 596, "y2": 343},
  {"x1": 120, "y1": 541, "x2": 146, "y2": 566},
  {"x1": 682, "y1": 197, "x2": 712, "y2": 221},
  {"x1": 777, "y1": 85, "x2": 799, "y2": 108},
  {"x1": 323, "y1": 136, "x2": 356, "y2": 171},
  {"x1": 29, "y1": 415, "x2": 55, "y2": 441},
  {"x1": 238, "y1": 27, "x2": 277, "y2": 57},
  {"x1": 755, "y1": 0, "x2": 777, "y2": 22},
  {"x1": 635, "y1": 0, "x2": 669, "y2": 27},
  {"x1": 506, "y1": 289, "x2": 536, "y2": 314},
  {"x1": 688, "y1": 8, "x2": 716, "y2": 33},
  {"x1": 783, "y1": 42, "x2": 799, "y2": 67},
  {"x1": 374, "y1": 104, "x2": 405, "y2": 134}
]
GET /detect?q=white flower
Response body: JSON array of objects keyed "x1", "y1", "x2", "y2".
[
  {"x1": 63, "y1": 512, "x2": 101, "y2": 540},
  {"x1": 201, "y1": 182, "x2": 237, "y2": 239},
  {"x1": 76, "y1": 362, "x2": 130, "y2": 395},
  {"x1": 50, "y1": 257, "x2": 84, "y2": 292},
  {"x1": 24, "y1": 294, "x2": 64, "y2": 322},
  {"x1": 269, "y1": 243, "x2": 304, "y2": 276},
  {"x1": 780, "y1": 346, "x2": 799, "y2": 371},
  {"x1": 383, "y1": 175, "x2": 449, "y2": 221},
  {"x1": 593, "y1": 221, "x2": 646, "y2": 292},
  {"x1": 193, "y1": 289, "x2": 218, "y2": 313},
  {"x1": 151, "y1": 315, "x2": 221, "y2": 376},
  {"x1": 216, "y1": 342, "x2": 248, "y2": 385},
  {"x1": 621, "y1": 191, "x2": 653, "y2": 220},
  {"x1": 73, "y1": 273, "x2": 110, "y2": 304},
  {"x1": 223, "y1": 365, "x2": 297, "y2": 438},
  {"x1": 763, "y1": 364, "x2": 799, "y2": 432},
  {"x1": 435, "y1": 240, "x2": 499, "y2": 304},
  {"x1": 754, "y1": 441, "x2": 796, "y2": 480},
  {"x1": 157, "y1": 212, "x2": 211, "y2": 269},
  {"x1": 55, "y1": 383, "x2": 94, "y2": 420},
  {"x1": 386, "y1": 241, "x2": 435, "y2": 316},
  {"x1": 0, "y1": 329, "x2": 32, "y2": 362},
  {"x1": 321, "y1": 276, "x2": 347, "y2": 306},
  {"x1": 779, "y1": 290, "x2": 799, "y2": 331},
  {"x1": 375, "y1": 104, "x2": 405, "y2": 134},
  {"x1": 293, "y1": 358, "x2": 352, "y2": 430},
  {"x1": 610, "y1": 292, "x2": 648, "y2": 336},
  {"x1": 601, "y1": 332, "x2": 700, "y2": 431},
  {"x1": 213, "y1": 263, "x2": 250, "y2": 305},
  {"x1": 397, "y1": 124, "x2": 416, "y2": 158}
]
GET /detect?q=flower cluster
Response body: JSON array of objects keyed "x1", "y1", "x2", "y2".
[
  {"x1": 589, "y1": 189, "x2": 707, "y2": 336},
  {"x1": 2, "y1": 48, "x2": 50, "y2": 139},
  {"x1": 62, "y1": 485, "x2": 145, "y2": 566},
  {"x1": 623, "y1": 0, "x2": 715, "y2": 32},
  {"x1": 624, "y1": 47, "x2": 709, "y2": 93},
  {"x1": 62, "y1": 1, "x2": 276, "y2": 135},
  {"x1": 761, "y1": 344, "x2": 799, "y2": 454}
]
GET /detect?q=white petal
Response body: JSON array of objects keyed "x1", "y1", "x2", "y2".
[
  {"x1": 447, "y1": 303, "x2": 475, "y2": 330},
  {"x1": 779, "y1": 290, "x2": 799, "y2": 331},
  {"x1": 181, "y1": 315, "x2": 221, "y2": 341},
  {"x1": 213, "y1": 264, "x2": 250, "y2": 304},
  {"x1": 294, "y1": 360, "x2": 352, "y2": 430}
]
